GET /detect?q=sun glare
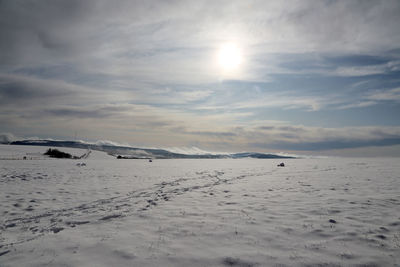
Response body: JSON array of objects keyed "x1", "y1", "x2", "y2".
[{"x1": 217, "y1": 43, "x2": 242, "y2": 71}]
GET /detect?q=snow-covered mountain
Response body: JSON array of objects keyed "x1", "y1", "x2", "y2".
[{"x1": 5, "y1": 139, "x2": 294, "y2": 159}]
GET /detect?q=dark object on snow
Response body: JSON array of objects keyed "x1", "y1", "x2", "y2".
[
  {"x1": 277, "y1": 162, "x2": 285, "y2": 167},
  {"x1": 44, "y1": 148, "x2": 73, "y2": 159},
  {"x1": 329, "y1": 219, "x2": 337, "y2": 224},
  {"x1": 149, "y1": 159, "x2": 153, "y2": 162}
]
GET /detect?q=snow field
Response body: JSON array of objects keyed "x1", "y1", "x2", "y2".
[{"x1": 0, "y1": 145, "x2": 399, "y2": 266}]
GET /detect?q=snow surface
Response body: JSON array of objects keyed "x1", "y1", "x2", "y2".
[{"x1": 0, "y1": 145, "x2": 399, "y2": 266}]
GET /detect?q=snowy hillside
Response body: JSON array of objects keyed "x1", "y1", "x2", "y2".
[
  {"x1": 6, "y1": 140, "x2": 295, "y2": 159},
  {"x1": 0, "y1": 144, "x2": 114, "y2": 160}
]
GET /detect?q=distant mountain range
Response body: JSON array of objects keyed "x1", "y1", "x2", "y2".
[{"x1": 5, "y1": 139, "x2": 295, "y2": 159}]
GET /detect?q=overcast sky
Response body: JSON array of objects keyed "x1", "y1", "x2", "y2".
[{"x1": 1, "y1": 0, "x2": 400, "y2": 156}]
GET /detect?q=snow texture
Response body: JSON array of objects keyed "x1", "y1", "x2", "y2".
[{"x1": 0, "y1": 145, "x2": 399, "y2": 266}]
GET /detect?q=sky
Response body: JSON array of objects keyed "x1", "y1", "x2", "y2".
[{"x1": 1, "y1": 0, "x2": 400, "y2": 156}]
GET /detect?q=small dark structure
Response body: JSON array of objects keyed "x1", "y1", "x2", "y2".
[
  {"x1": 277, "y1": 162, "x2": 285, "y2": 167},
  {"x1": 149, "y1": 159, "x2": 153, "y2": 162}
]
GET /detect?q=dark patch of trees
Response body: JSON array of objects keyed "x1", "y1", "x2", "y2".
[{"x1": 44, "y1": 148, "x2": 76, "y2": 159}]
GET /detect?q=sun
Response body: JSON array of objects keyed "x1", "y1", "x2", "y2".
[{"x1": 217, "y1": 43, "x2": 242, "y2": 71}]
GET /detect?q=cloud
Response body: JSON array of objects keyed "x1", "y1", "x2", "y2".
[
  {"x1": 335, "y1": 87, "x2": 400, "y2": 110},
  {"x1": 2, "y1": 1, "x2": 400, "y2": 67},
  {"x1": 0, "y1": 133, "x2": 16, "y2": 143},
  {"x1": 92, "y1": 140, "x2": 131, "y2": 147},
  {"x1": 241, "y1": 125, "x2": 400, "y2": 151},
  {"x1": 0, "y1": 73, "x2": 75, "y2": 105},
  {"x1": 333, "y1": 65, "x2": 388, "y2": 77},
  {"x1": 367, "y1": 87, "x2": 400, "y2": 102},
  {"x1": 336, "y1": 101, "x2": 377, "y2": 110},
  {"x1": 1, "y1": 1, "x2": 400, "y2": 155},
  {"x1": 164, "y1": 146, "x2": 223, "y2": 155},
  {"x1": 179, "y1": 130, "x2": 237, "y2": 138},
  {"x1": 331, "y1": 60, "x2": 400, "y2": 77},
  {"x1": 43, "y1": 105, "x2": 132, "y2": 119}
]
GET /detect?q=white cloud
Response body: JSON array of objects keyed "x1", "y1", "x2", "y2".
[
  {"x1": 0, "y1": 133, "x2": 17, "y2": 143},
  {"x1": 164, "y1": 146, "x2": 224, "y2": 155},
  {"x1": 336, "y1": 101, "x2": 377, "y2": 110},
  {"x1": 367, "y1": 87, "x2": 400, "y2": 102},
  {"x1": 333, "y1": 65, "x2": 387, "y2": 77}
]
